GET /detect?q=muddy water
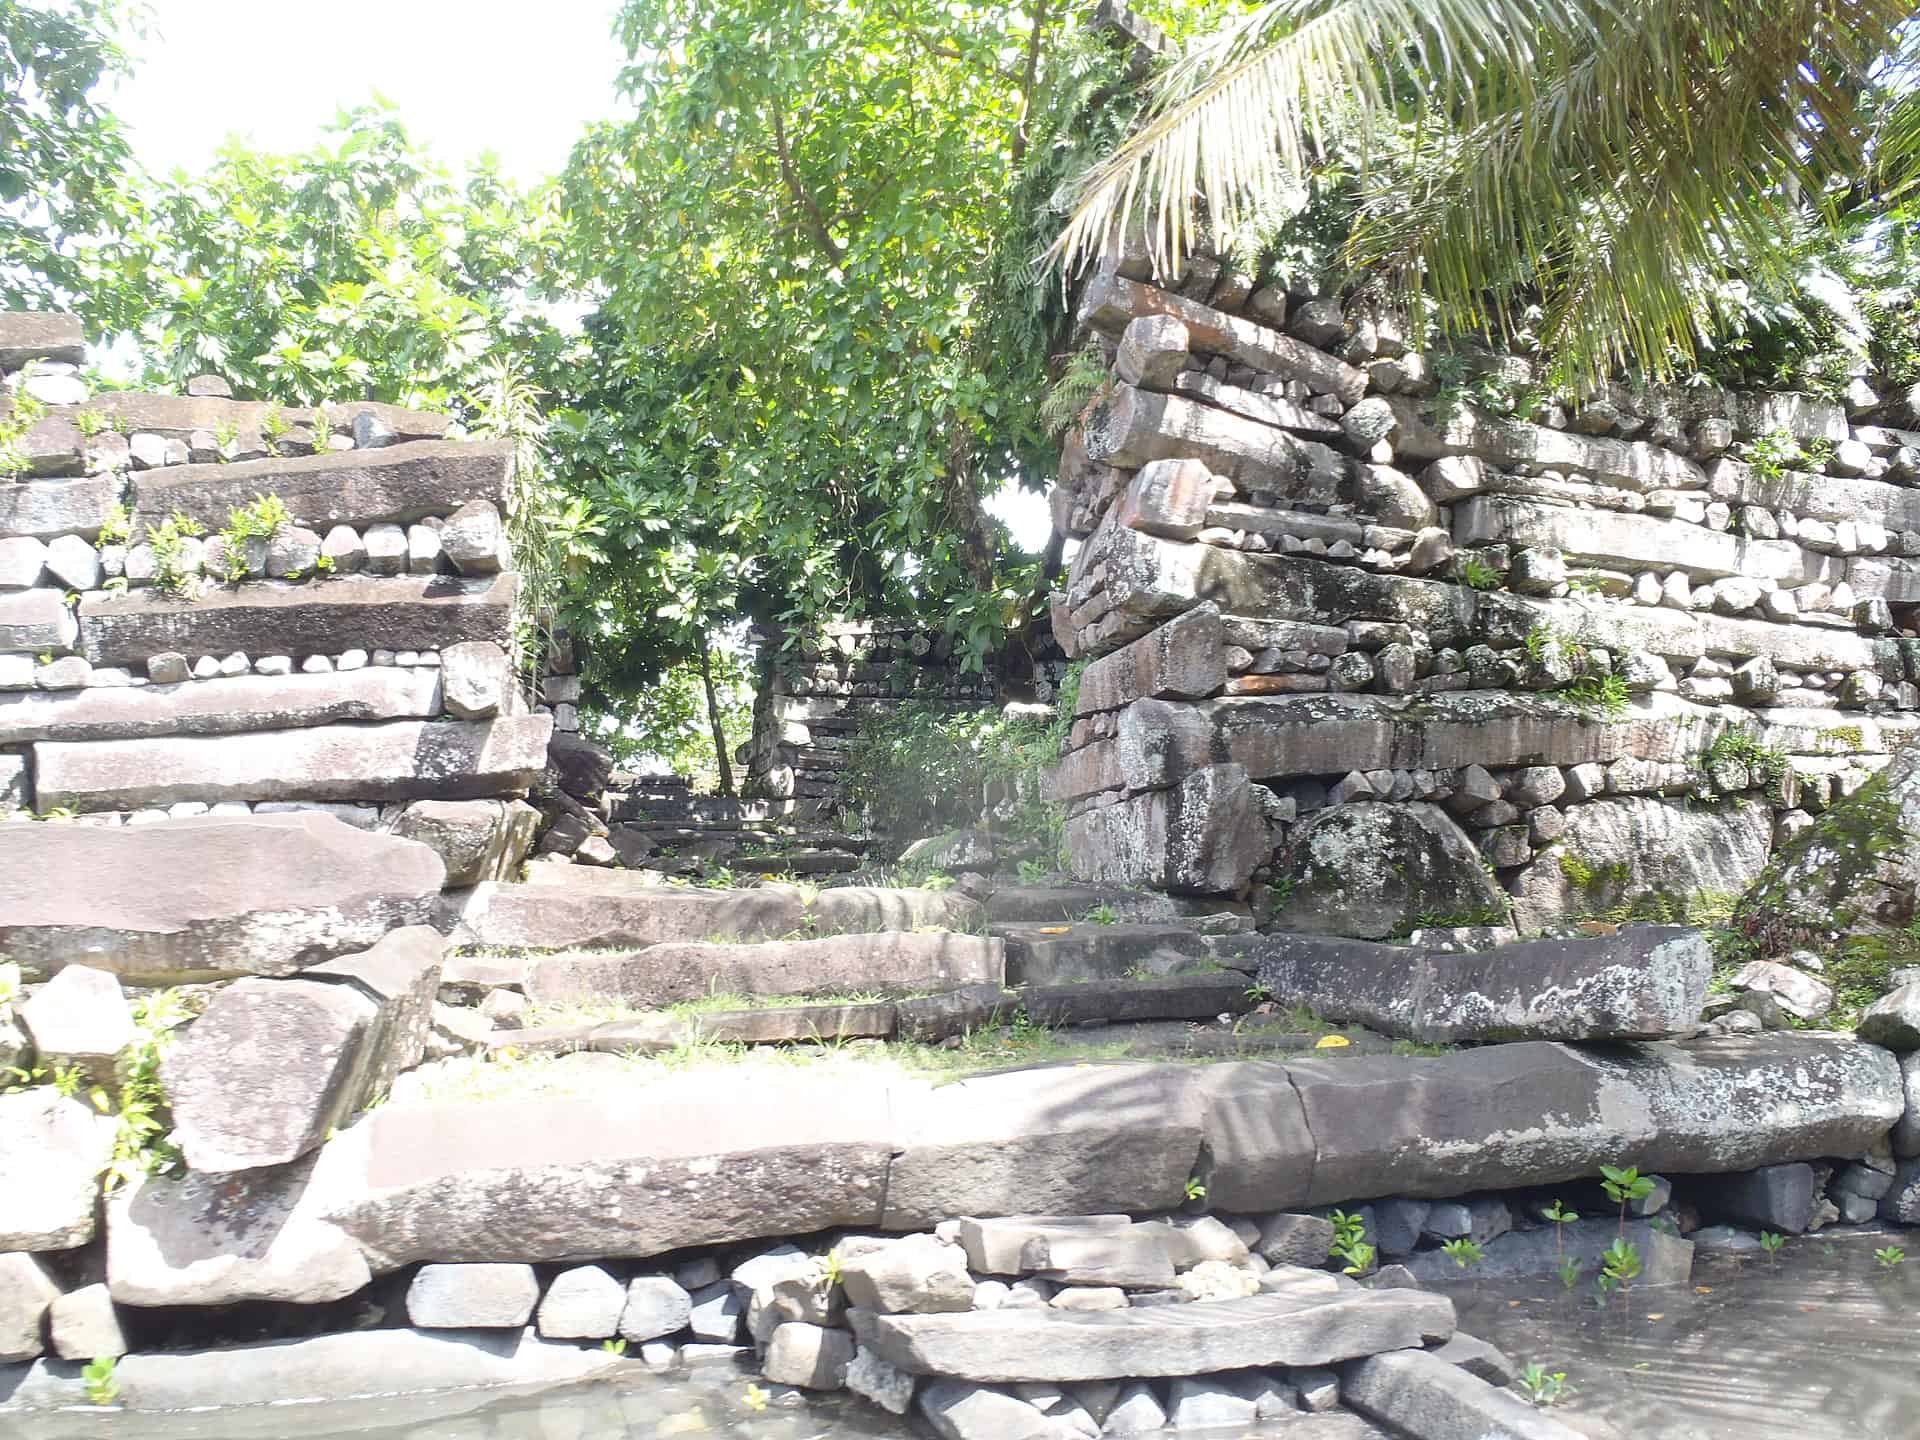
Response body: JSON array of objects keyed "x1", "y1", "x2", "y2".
[{"x1": 1447, "y1": 1225, "x2": 1920, "y2": 1440}]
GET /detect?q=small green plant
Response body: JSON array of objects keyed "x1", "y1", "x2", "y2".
[
  {"x1": 1083, "y1": 903, "x2": 1120, "y2": 926},
  {"x1": 0, "y1": 390, "x2": 46, "y2": 479},
  {"x1": 1599, "y1": 1236, "x2": 1642, "y2": 1312},
  {"x1": 145, "y1": 511, "x2": 207, "y2": 600},
  {"x1": 96, "y1": 501, "x2": 132, "y2": 547},
  {"x1": 1440, "y1": 1238, "x2": 1485, "y2": 1271},
  {"x1": 1759, "y1": 1230, "x2": 1786, "y2": 1264},
  {"x1": 1516, "y1": 1363, "x2": 1567, "y2": 1408},
  {"x1": 73, "y1": 408, "x2": 110, "y2": 439},
  {"x1": 1599, "y1": 1164, "x2": 1656, "y2": 1236},
  {"x1": 1554, "y1": 673, "x2": 1631, "y2": 719},
  {"x1": 1328, "y1": 1209, "x2": 1375, "y2": 1277},
  {"x1": 820, "y1": 1246, "x2": 844, "y2": 1288},
  {"x1": 1543, "y1": 1198, "x2": 1578, "y2": 1267},
  {"x1": 211, "y1": 420, "x2": 240, "y2": 459},
  {"x1": 1244, "y1": 980, "x2": 1275, "y2": 1004},
  {"x1": 1016, "y1": 859, "x2": 1051, "y2": 883},
  {"x1": 1557, "y1": 1256, "x2": 1581, "y2": 1291},
  {"x1": 260, "y1": 404, "x2": 288, "y2": 456},
  {"x1": 741, "y1": 1381, "x2": 770, "y2": 1413},
  {"x1": 1456, "y1": 553, "x2": 1505, "y2": 590},
  {"x1": 82, "y1": 1355, "x2": 119, "y2": 1405},
  {"x1": 1184, "y1": 1175, "x2": 1208, "y2": 1203},
  {"x1": 1875, "y1": 1245, "x2": 1906, "y2": 1269},
  {"x1": 601, "y1": 1337, "x2": 628, "y2": 1355},
  {"x1": 1039, "y1": 345, "x2": 1112, "y2": 435},
  {"x1": 103, "y1": 989, "x2": 188, "y2": 1190},
  {"x1": 1745, "y1": 429, "x2": 1800, "y2": 482}
]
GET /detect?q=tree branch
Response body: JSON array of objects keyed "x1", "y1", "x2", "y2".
[
  {"x1": 1009, "y1": 0, "x2": 1052, "y2": 172},
  {"x1": 769, "y1": 96, "x2": 845, "y2": 267}
]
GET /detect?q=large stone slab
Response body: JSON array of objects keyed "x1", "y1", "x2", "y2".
[
  {"x1": 864, "y1": 1289, "x2": 1454, "y2": 1382},
  {"x1": 523, "y1": 932, "x2": 1004, "y2": 1008},
  {"x1": 1456, "y1": 495, "x2": 1836, "y2": 587},
  {"x1": 306, "y1": 926, "x2": 445, "y2": 1100},
  {"x1": 0, "y1": 313, "x2": 84, "y2": 368},
  {"x1": 1511, "y1": 797, "x2": 1773, "y2": 933},
  {"x1": 1086, "y1": 383, "x2": 1316, "y2": 493},
  {"x1": 0, "y1": 665, "x2": 443, "y2": 744},
  {"x1": 883, "y1": 1063, "x2": 1204, "y2": 1228},
  {"x1": 129, "y1": 439, "x2": 508, "y2": 531},
  {"x1": 1239, "y1": 927, "x2": 1713, "y2": 1043},
  {"x1": 87, "y1": 393, "x2": 445, "y2": 442},
  {"x1": 998, "y1": 922, "x2": 1211, "y2": 986},
  {"x1": 1063, "y1": 763, "x2": 1268, "y2": 895},
  {"x1": 0, "y1": 812, "x2": 444, "y2": 982},
  {"x1": 1075, "y1": 603, "x2": 1226, "y2": 717},
  {"x1": 0, "y1": 476, "x2": 117, "y2": 542},
  {"x1": 808, "y1": 886, "x2": 986, "y2": 933},
  {"x1": 310, "y1": 1072, "x2": 893, "y2": 1268},
  {"x1": 163, "y1": 976, "x2": 380, "y2": 1171},
  {"x1": 446, "y1": 881, "x2": 806, "y2": 951},
  {"x1": 0, "y1": 589, "x2": 76, "y2": 654},
  {"x1": 392, "y1": 798, "x2": 537, "y2": 887},
  {"x1": 34, "y1": 713, "x2": 552, "y2": 810},
  {"x1": 1196, "y1": 1062, "x2": 1319, "y2": 1211},
  {"x1": 106, "y1": 1158, "x2": 371, "y2": 1306},
  {"x1": 78, "y1": 572, "x2": 516, "y2": 666},
  {"x1": 1342, "y1": 1348, "x2": 1590, "y2": 1440},
  {"x1": 1273, "y1": 1035, "x2": 1901, "y2": 1206},
  {"x1": 0, "y1": 1088, "x2": 114, "y2": 1250},
  {"x1": 0, "y1": 1327, "x2": 620, "y2": 1413},
  {"x1": 1390, "y1": 396, "x2": 1706, "y2": 492}
]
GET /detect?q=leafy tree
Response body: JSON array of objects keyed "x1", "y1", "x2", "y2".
[
  {"x1": 83, "y1": 104, "x2": 561, "y2": 409},
  {"x1": 0, "y1": 0, "x2": 141, "y2": 312},
  {"x1": 1052, "y1": 0, "x2": 1920, "y2": 388}
]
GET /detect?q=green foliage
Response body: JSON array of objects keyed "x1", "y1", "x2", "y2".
[
  {"x1": 1455, "y1": 554, "x2": 1505, "y2": 591},
  {"x1": 598, "y1": 646, "x2": 753, "y2": 794},
  {"x1": 81, "y1": 1354, "x2": 118, "y2": 1406},
  {"x1": 72, "y1": 408, "x2": 109, "y2": 439},
  {"x1": 1328, "y1": 1209, "x2": 1375, "y2": 1277},
  {"x1": 1184, "y1": 1175, "x2": 1208, "y2": 1203},
  {"x1": 1557, "y1": 1256, "x2": 1581, "y2": 1291},
  {"x1": 95, "y1": 501, "x2": 131, "y2": 547},
  {"x1": 1745, "y1": 429, "x2": 1807, "y2": 484},
  {"x1": 214, "y1": 492, "x2": 291, "y2": 583},
  {"x1": 600, "y1": 1337, "x2": 628, "y2": 1355},
  {"x1": 1083, "y1": 903, "x2": 1120, "y2": 926},
  {"x1": 103, "y1": 989, "x2": 187, "y2": 1191},
  {"x1": 0, "y1": 0, "x2": 141, "y2": 313},
  {"x1": 842, "y1": 701, "x2": 1060, "y2": 843},
  {"x1": 1599, "y1": 1236, "x2": 1643, "y2": 1288},
  {"x1": 1553, "y1": 673, "x2": 1630, "y2": 720},
  {"x1": 1875, "y1": 1245, "x2": 1906, "y2": 1269},
  {"x1": 1440, "y1": 1238, "x2": 1485, "y2": 1270},
  {"x1": 1759, "y1": 1230, "x2": 1786, "y2": 1261},
  {"x1": 1038, "y1": 346, "x2": 1112, "y2": 437},
  {"x1": 0, "y1": 390, "x2": 45, "y2": 481},
  {"x1": 1517, "y1": 1364, "x2": 1567, "y2": 1408},
  {"x1": 144, "y1": 511, "x2": 205, "y2": 601}
]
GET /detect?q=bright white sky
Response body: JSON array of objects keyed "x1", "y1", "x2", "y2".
[{"x1": 108, "y1": 0, "x2": 1055, "y2": 551}]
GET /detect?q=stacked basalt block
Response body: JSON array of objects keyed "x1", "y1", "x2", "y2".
[
  {"x1": 0, "y1": 311, "x2": 546, "y2": 886},
  {"x1": 1049, "y1": 244, "x2": 1920, "y2": 930}
]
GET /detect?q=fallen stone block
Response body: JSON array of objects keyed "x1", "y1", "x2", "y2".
[
  {"x1": 311, "y1": 1071, "x2": 893, "y2": 1268},
  {"x1": 105, "y1": 1158, "x2": 370, "y2": 1307},
  {"x1": 407, "y1": 1263, "x2": 539, "y2": 1328},
  {"x1": 840, "y1": 1234, "x2": 978, "y2": 1314},
  {"x1": 999, "y1": 922, "x2": 1211, "y2": 986},
  {"x1": 523, "y1": 932, "x2": 1004, "y2": 1008},
  {"x1": 1342, "y1": 1347, "x2": 1590, "y2": 1440},
  {"x1": 808, "y1": 885, "x2": 986, "y2": 933},
  {"x1": 48, "y1": 1283, "x2": 125, "y2": 1361},
  {"x1": 391, "y1": 798, "x2": 537, "y2": 887},
  {"x1": 883, "y1": 1064, "x2": 1204, "y2": 1229},
  {"x1": 0, "y1": 1253, "x2": 59, "y2": 1362},
  {"x1": 534, "y1": 1265, "x2": 628, "y2": 1339},
  {"x1": 866, "y1": 1289, "x2": 1455, "y2": 1382},
  {"x1": 1237, "y1": 926, "x2": 1713, "y2": 1043},
  {"x1": 1691, "y1": 1162, "x2": 1817, "y2": 1234},
  {"x1": 78, "y1": 572, "x2": 515, "y2": 667},
  {"x1": 1266, "y1": 802, "x2": 1505, "y2": 942},
  {"x1": 0, "y1": 813, "x2": 444, "y2": 982},
  {"x1": 0, "y1": 1088, "x2": 114, "y2": 1250},
  {"x1": 764, "y1": 1322, "x2": 855, "y2": 1389},
  {"x1": 18, "y1": 963, "x2": 136, "y2": 1089},
  {"x1": 893, "y1": 985, "x2": 1017, "y2": 1043},
  {"x1": 35, "y1": 714, "x2": 552, "y2": 811},
  {"x1": 1018, "y1": 973, "x2": 1252, "y2": 1027},
  {"x1": 917, "y1": 1379, "x2": 1059, "y2": 1440}
]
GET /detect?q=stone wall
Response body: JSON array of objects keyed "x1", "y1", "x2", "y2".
[
  {"x1": 1049, "y1": 255, "x2": 1920, "y2": 932},
  {"x1": 743, "y1": 618, "x2": 1069, "y2": 819},
  {"x1": 0, "y1": 312, "x2": 549, "y2": 886}
]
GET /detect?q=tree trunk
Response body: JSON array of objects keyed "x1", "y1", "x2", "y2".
[{"x1": 698, "y1": 645, "x2": 737, "y2": 797}]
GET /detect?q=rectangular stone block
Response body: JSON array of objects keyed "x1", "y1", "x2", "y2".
[
  {"x1": 1077, "y1": 274, "x2": 1369, "y2": 403},
  {"x1": 79, "y1": 573, "x2": 515, "y2": 666},
  {"x1": 33, "y1": 713, "x2": 552, "y2": 811},
  {"x1": 0, "y1": 667, "x2": 443, "y2": 744},
  {"x1": 1390, "y1": 397, "x2": 1706, "y2": 491},
  {"x1": 1455, "y1": 495, "x2": 1838, "y2": 587},
  {"x1": 0, "y1": 312, "x2": 85, "y2": 368},
  {"x1": 1171, "y1": 371, "x2": 1343, "y2": 435},
  {"x1": 0, "y1": 477, "x2": 117, "y2": 542},
  {"x1": 130, "y1": 439, "x2": 509, "y2": 532},
  {"x1": 1085, "y1": 384, "x2": 1317, "y2": 493},
  {"x1": 89, "y1": 393, "x2": 446, "y2": 443},
  {"x1": 1076, "y1": 603, "x2": 1225, "y2": 717},
  {"x1": 1712, "y1": 455, "x2": 1920, "y2": 532},
  {"x1": 0, "y1": 588, "x2": 77, "y2": 654}
]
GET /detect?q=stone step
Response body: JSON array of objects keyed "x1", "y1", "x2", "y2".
[
  {"x1": 35, "y1": 714, "x2": 551, "y2": 812},
  {"x1": 522, "y1": 931, "x2": 1005, "y2": 1010},
  {"x1": 986, "y1": 884, "x2": 1251, "y2": 926},
  {"x1": 862, "y1": 1289, "x2": 1455, "y2": 1382},
  {"x1": 79, "y1": 572, "x2": 516, "y2": 667},
  {"x1": 128, "y1": 438, "x2": 506, "y2": 532},
  {"x1": 727, "y1": 847, "x2": 862, "y2": 875},
  {"x1": 297, "y1": 1034, "x2": 1899, "y2": 1271},
  {"x1": 994, "y1": 922, "x2": 1218, "y2": 985}
]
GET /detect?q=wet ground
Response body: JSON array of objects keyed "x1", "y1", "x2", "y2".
[{"x1": 1449, "y1": 1224, "x2": 1920, "y2": 1440}]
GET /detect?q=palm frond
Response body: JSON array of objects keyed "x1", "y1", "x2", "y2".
[{"x1": 1047, "y1": 0, "x2": 1592, "y2": 275}]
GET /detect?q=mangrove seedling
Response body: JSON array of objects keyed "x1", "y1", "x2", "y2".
[
  {"x1": 601, "y1": 1338, "x2": 627, "y2": 1355},
  {"x1": 1600, "y1": 1236, "x2": 1643, "y2": 1316},
  {"x1": 1875, "y1": 1246, "x2": 1906, "y2": 1270},
  {"x1": 1599, "y1": 1164, "x2": 1655, "y2": 1236},
  {"x1": 1328, "y1": 1209, "x2": 1374, "y2": 1277},
  {"x1": 1517, "y1": 1364, "x2": 1567, "y2": 1408},
  {"x1": 1759, "y1": 1231, "x2": 1786, "y2": 1264},
  {"x1": 1184, "y1": 1175, "x2": 1208, "y2": 1204},
  {"x1": 1543, "y1": 1198, "x2": 1578, "y2": 1265},
  {"x1": 1440, "y1": 1238, "x2": 1485, "y2": 1271},
  {"x1": 1557, "y1": 1256, "x2": 1581, "y2": 1292}
]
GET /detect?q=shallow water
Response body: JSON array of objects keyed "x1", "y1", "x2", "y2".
[
  {"x1": 1448, "y1": 1225, "x2": 1920, "y2": 1440},
  {"x1": 16, "y1": 1229, "x2": 1919, "y2": 1440}
]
